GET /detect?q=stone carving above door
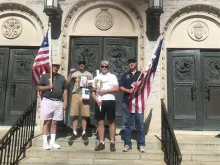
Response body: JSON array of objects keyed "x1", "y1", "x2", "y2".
[
  {"x1": 2, "y1": 18, "x2": 22, "y2": 39},
  {"x1": 95, "y1": 8, "x2": 114, "y2": 31},
  {"x1": 188, "y1": 21, "x2": 209, "y2": 42}
]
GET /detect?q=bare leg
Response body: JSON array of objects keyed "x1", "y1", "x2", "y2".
[
  {"x1": 98, "y1": 120, "x2": 105, "y2": 141},
  {"x1": 108, "y1": 120, "x2": 115, "y2": 142},
  {"x1": 42, "y1": 120, "x2": 50, "y2": 135},
  {"x1": 72, "y1": 116, "x2": 78, "y2": 134},
  {"x1": 82, "y1": 117, "x2": 87, "y2": 132},
  {"x1": 50, "y1": 120, "x2": 57, "y2": 134}
]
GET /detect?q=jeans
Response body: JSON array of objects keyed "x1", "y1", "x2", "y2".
[{"x1": 122, "y1": 103, "x2": 145, "y2": 147}]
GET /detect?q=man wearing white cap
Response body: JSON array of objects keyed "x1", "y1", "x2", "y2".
[{"x1": 37, "y1": 60, "x2": 68, "y2": 150}]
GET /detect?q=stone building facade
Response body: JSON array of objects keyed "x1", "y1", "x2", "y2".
[{"x1": 1, "y1": 0, "x2": 220, "y2": 133}]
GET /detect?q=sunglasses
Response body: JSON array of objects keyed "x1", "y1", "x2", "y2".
[{"x1": 101, "y1": 65, "x2": 108, "y2": 68}]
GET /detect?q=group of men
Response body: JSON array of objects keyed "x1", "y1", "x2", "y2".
[{"x1": 37, "y1": 57, "x2": 146, "y2": 153}]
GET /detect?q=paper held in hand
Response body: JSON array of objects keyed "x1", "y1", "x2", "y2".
[
  {"x1": 82, "y1": 88, "x2": 90, "y2": 100},
  {"x1": 80, "y1": 76, "x2": 87, "y2": 87}
]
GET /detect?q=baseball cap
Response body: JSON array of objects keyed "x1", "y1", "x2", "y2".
[{"x1": 128, "y1": 58, "x2": 136, "y2": 63}]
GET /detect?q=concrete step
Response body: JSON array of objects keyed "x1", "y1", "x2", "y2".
[
  {"x1": 18, "y1": 157, "x2": 166, "y2": 165},
  {"x1": 32, "y1": 135, "x2": 162, "y2": 150},
  {"x1": 181, "y1": 161, "x2": 219, "y2": 165},
  {"x1": 25, "y1": 147, "x2": 163, "y2": 161}
]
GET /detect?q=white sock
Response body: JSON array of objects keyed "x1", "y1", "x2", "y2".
[
  {"x1": 50, "y1": 134, "x2": 56, "y2": 144},
  {"x1": 43, "y1": 135, "x2": 48, "y2": 144},
  {"x1": 100, "y1": 141, "x2": 104, "y2": 144},
  {"x1": 73, "y1": 131, "x2": 77, "y2": 135},
  {"x1": 82, "y1": 131, "x2": 86, "y2": 135}
]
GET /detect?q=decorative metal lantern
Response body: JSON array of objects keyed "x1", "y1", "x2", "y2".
[
  {"x1": 146, "y1": 0, "x2": 163, "y2": 41},
  {"x1": 43, "y1": 0, "x2": 59, "y2": 17},
  {"x1": 146, "y1": 0, "x2": 163, "y2": 15}
]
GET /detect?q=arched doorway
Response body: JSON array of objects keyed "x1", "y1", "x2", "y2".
[
  {"x1": 0, "y1": 3, "x2": 44, "y2": 125},
  {"x1": 62, "y1": 0, "x2": 145, "y2": 127},
  {"x1": 162, "y1": 5, "x2": 220, "y2": 130}
]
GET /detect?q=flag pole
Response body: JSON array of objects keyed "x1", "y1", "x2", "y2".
[{"x1": 48, "y1": 21, "x2": 53, "y2": 83}]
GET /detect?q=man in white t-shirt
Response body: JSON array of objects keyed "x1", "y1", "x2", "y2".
[{"x1": 92, "y1": 60, "x2": 119, "y2": 152}]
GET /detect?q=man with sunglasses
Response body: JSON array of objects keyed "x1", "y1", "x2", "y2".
[
  {"x1": 92, "y1": 60, "x2": 119, "y2": 152},
  {"x1": 67, "y1": 58, "x2": 93, "y2": 145},
  {"x1": 119, "y1": 57, "x2": 146, "y2": 153}
]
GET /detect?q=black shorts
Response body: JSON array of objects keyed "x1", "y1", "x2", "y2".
[{"x1": 95, "y1": 100, "x2": 116, "y2": 121}]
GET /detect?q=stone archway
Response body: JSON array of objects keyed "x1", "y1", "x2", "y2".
[
  {"x1": 161, "y1": 4, "x2": 220, "y2": 130},
  {"x1": 0, "y1": 3, "x2": 44, "y2": 125},
  {"x1": 61, "y1": 0, "x2": 145, "y2": 75},
  {"x1": 0, "y1": 2, "x2": 44, "y2": 46},
  {"x1": 161, "y1": 4, "x2": 220, "y2": 102}
]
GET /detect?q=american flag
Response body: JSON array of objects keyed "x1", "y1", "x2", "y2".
[
  {"x1": 128, "y1": 35, "x2": 164, "y2": 113},
  {"x1": 32, "y1": 31, "x2": 50, "y2": 85}
]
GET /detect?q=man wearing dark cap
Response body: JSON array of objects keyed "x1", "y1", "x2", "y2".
[
  {"x1": 38, "y1": 60, "x2": 68, "y2": 150},
  {"x1": 67, "y1": 58, "x2": 93, "y2": 145},
  {"x1": 119, "y1": 57, "x2": 146, "y2": 153}
]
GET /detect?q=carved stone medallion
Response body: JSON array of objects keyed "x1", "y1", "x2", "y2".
[
  {"x1": 95, "y1": 8, "x2": 114, "y2": 31},
  {"x1": 188, "y1": 21, "x2": 209, "y2": 41},
  {"x1": 2, "y1": 18, "x2": 22, "y2": 39}
]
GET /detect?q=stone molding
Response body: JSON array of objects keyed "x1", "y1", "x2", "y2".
[
  {"x1": 62, "y1": 0, "x2": 145, "y2": 73},
  {"x1": 0, "y1": 2, "x2": 44, "y2": 44},
  {"x1": 161, "y1": 4, "x2": 220, "y2": 105}
]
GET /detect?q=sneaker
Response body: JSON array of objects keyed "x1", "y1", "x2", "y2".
[
  {"x1": 82, "y1": 134, "x2": 89, "y2": 142},
  {"x1": 43, "y1": 142, "x2": 52, "y2": 150},
  {"x1": 68, "y1": 134, "x2": 78, "y2": 146},
  {"x1": 95, "y1": 142, "x2": 105, "y2": 151},
  {"x1": 123, "y1": 145, "x2": 131, "y2": 152},
  {"x1": 50, "y1": 142, "x2": 61, "y2": 149},
  {"x1": 110, "y1": 142, "x2": 116, "y2": 152},
  {"x1": 139, "y1": 146, "x2": 146, "y2": 153}
]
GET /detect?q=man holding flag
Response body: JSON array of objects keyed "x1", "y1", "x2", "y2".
[
  {"x1": 32, "y1": 31, "x2": 68, "y2": 150},
  {"x1": 119, "y1": 57, "x2": 145, "y2": 153},
  {"x1": 119, "y1": 35, "x2": 164, "y2": 153}
]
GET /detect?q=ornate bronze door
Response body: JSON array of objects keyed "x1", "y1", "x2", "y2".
[
  {"x1": 202, "y1": 51, "x2": 220, "y2": 130},
  {"x1": 0, "y1": 48, "x2": 37, "y2": 125},
  {"x1": 0, "y1": 48, "x2": 10, "y2": 124},
  {"x1": 168, "y1": 49, "x2": 220, "y2": 130},
  {"x1": 69, "y1": 37, "x2": 137, "y2": 127}
]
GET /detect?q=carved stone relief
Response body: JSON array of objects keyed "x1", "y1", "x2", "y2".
[
  {"x1": 173, "y1": 56, "x2": 195, "y2": 82},
  {"x1": 95, "y1": 8, "x2": 114, "y2": 31},
  {"x1": 106, "y1": 45, "x2": 131, "y2": 78},
  {"x1": 14, "y1": 55, "x2": 34, "y2": 79},
  {"x1": 75, "y1": 46, "x2": 98, "y2": 75},
  {"x1": 188, "y1": 21, "x2": 209, "y2": 42},
  {"x1": 205, "y1": 58, "x2": 220, "y2": 82},
  {"x1": 2, "y1": 18, "x2": 22, "y2": 39}
]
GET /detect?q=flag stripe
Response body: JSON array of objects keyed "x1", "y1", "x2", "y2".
[
  {"x1": 128, "y1": 36, "x2": 164, "y2": 113},
  {"x1": 32, "y1": 31, "x2": 50, "y2": 85}
]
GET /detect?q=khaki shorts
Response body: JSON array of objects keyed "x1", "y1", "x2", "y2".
[{"x1": 70, "y1": 93, "x2": 90, "y2": 117}]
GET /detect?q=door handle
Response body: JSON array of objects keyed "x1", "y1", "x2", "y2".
[
  {"x1": 10, "y1": 83, "x2": 16, "y2": 96},
  {"x1": 205, "y1": 87, "x2": 210, "y2": 101},
  {"x1": 191, "y1": 87, "x2": 196, "y2": 101}
]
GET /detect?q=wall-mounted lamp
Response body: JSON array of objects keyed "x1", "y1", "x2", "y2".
[
  {"x1": 146, "y1": 0, "x2": 163, "y2": 41},
  {"x1": 43, "y1": 0, "x2": 59, "y2": 18}
]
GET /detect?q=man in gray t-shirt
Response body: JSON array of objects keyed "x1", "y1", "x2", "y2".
[{"x1": 38, "y1": 61, "x2": 67, "y2": 150}]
